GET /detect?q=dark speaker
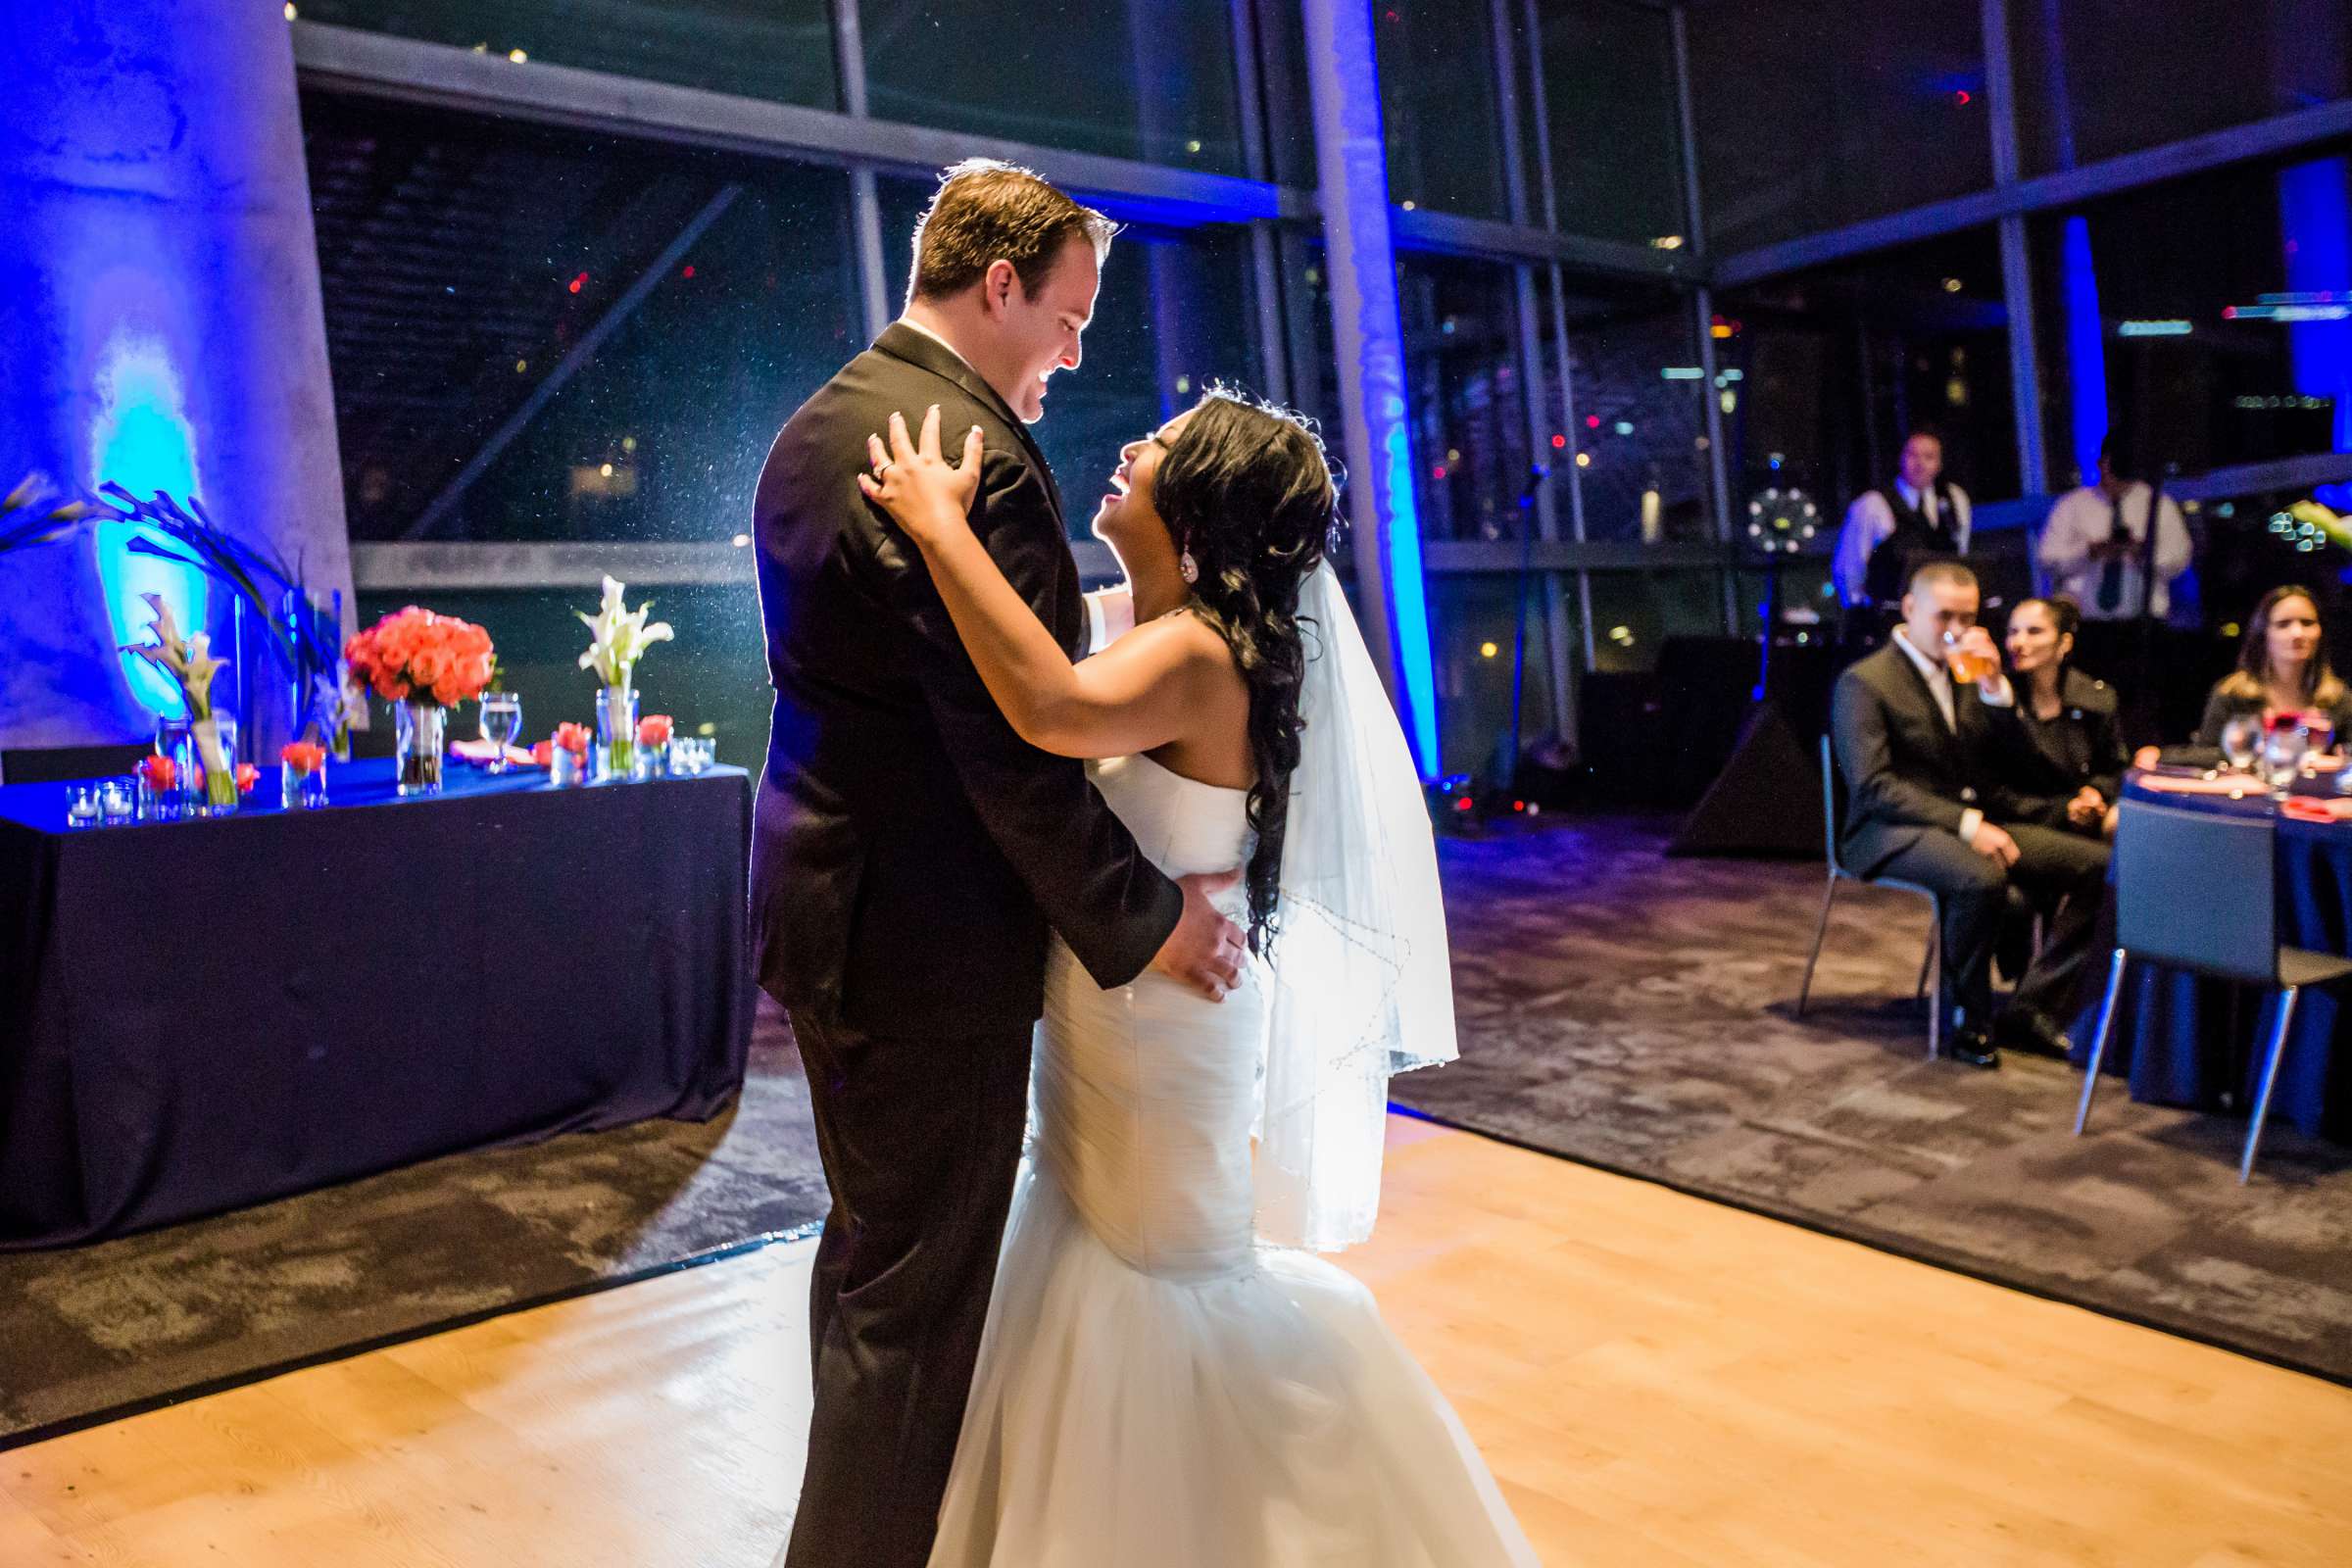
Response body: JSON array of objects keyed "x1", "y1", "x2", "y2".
[{"x1": 1669, "y1": 700, "x2": 1824, "y2": 858}]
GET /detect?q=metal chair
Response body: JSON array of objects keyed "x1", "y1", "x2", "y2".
[
  {"x1": 2077, "y1": 797, "x2": 2352, "y2": 1181},
  {"x1": 1797, "y1": 734, "x2": 1945, "y2": 1058}
]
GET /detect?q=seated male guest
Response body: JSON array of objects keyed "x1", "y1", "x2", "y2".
[
  {"x1": 1831, "y1": 563, "x2": 2109, "y2": 1067},
  {"x1": 2004, "y1": 595, "x2": 2127, "y2": 839}
]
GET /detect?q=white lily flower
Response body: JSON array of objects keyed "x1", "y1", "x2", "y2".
[{"x1": 577, "y1": 574, "x2": 674, "y2": 688}]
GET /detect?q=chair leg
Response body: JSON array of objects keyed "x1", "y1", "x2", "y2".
[
  {"x1": 1796, "y1": 874, "x2": 1838, "y2": 1018},
  {"x1": 2074, "y1": 947, "x2": 2130, "y2": 1136},
  {"x1": 1916, "y1": 919, "x2": 1936, "y2": 1001},
  {"x1": 1926, "y1": 909, "x2": 1941, "y2": 1060},
  {"x1": 2240, "y1": 985, "x2": 2299, "y2": 1184}
]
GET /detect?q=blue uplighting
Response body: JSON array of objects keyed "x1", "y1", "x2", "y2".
[
  {"x1": 1376, "y1": 406, "x2": 1441, "y2": 774},
  {"x1": 88, "y1": 328, "x2": 207, "y2": 718},
  {"x1": 2279, "y1": 158, "x2": 2352, "y2": 508},
  {"x1": 2060, "y1": 216, "x2": 2107, "y2": 486}
]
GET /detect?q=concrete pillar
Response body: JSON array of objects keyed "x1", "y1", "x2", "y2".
[
  {"x1": 0, "y1": 1, "x2": 351, "y2": 753},
  {"x1": 1299, "y1": 0, "x2": 1441, "y2": 777}
]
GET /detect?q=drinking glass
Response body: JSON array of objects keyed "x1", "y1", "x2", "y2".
[
  {"x1": 2263, "y1": 722, "x2": 2310, "y2": 799},
  {"x1": 99, "y1": 778, "x2": 134, "y2": 824},
  {"x1": 1940, "y1": 630, "x2": 1990, "y2": 686},
  {"x1": 479, "y1": 692, "x2": 522, "y2": 774},
  {"x1": 2219, "y1": 714, "x2": 2264, "y2": 774},
  {"x1": 66, "y1": 785, "x2": 100, "y2": 828}
]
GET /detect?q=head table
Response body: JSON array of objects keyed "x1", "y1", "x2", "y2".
[
  {"x1": 2068, "y1": 772, "x2": 2352, "y2": 1148},
  {"x1": 0, "y1": 758, "x2": 755, "y2": 1250}
]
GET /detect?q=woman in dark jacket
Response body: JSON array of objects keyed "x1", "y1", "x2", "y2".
[{"x1": 2003, "y1": 595, "x2": 2128, "y2": 837}]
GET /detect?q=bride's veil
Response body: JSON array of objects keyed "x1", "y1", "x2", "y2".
[{"x1": 1255, "y1": 561, "x2": 1457, "y2": 1251}]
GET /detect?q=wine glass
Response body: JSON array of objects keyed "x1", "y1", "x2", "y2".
[
  {"x1": 2220, "y1": 713, "x2": 2264, "y2": 774},
  {"x1": 479, "y1": 692, "x2": 522, "y2": 774},
  {"x1": 2263, "y1": 720, "x2": 2310, "y2": 800}
]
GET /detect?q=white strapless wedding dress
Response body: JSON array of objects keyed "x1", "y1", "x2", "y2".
[{"x1": 924, "y1": 752, "x2": 1542, "y2": 1568}]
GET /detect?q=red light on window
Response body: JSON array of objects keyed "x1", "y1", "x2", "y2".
[
  {"x1": 2223, "y1": 306, "x2": 2238, "y2": 319},
  {"x1": 568, "y1": 272, "x2": 587, "y2": 294},
  {"x1": 1550, "y1": 434, "x2": 1567, "y2": 449},
  {"x1": 681, "y1": 265, "x2": 696, "y2": 278},
  {"x1": 1454, "y1": 797, "x2": 1473, "y2": 812},
  {"x1": 1432, "y1": 465, "x2": 1447, "y2": 480},
  {"x1": 1585, "y1": 415, "x2": 1600, "y2": 429},
  {"x1": 1955, "y1": 89, "x2": 1972, "y2": 105}
]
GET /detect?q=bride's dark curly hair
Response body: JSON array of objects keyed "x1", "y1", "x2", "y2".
[{"x1": 1152, "y1": 388, "x2": 1341, "y2": 956}]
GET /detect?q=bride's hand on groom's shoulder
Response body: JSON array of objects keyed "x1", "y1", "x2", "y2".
[{"x1": 858, "y1": 405, "x2": 984, "y2": 550}]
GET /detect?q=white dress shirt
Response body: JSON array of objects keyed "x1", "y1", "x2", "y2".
[
  {"x1": 1890, "y1": 626, "x2": 2012, "y2": 845},
  {"x1": 2036, "y1": 482, "x2": 2193, "y2": 620},
  {"x1": 1832, "y1": 479, "x2": 1974, "y2": 606}
]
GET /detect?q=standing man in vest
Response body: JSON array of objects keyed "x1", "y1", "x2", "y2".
[{"x1": 1833, "y1": 429, "x2": 1974, "y2": 627}]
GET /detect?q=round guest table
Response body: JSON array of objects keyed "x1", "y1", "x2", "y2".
[{"x1": 2069, "y1": 773, "x2": 2352, "y2": 1147}]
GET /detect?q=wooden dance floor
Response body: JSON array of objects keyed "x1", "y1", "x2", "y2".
[{"x1": 4, "y1": 1118, "x2": 2346, "y2": 1567}]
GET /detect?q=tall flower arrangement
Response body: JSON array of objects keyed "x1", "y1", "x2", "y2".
[
  {"x1": 578, "y1": 575, "x2": 671, "y2": 775},
  {"x1": 120, "y1": 594, "x2": 236, "y2": 809},
  {"x1": 345, "y1": 607, "x2": 496, "y2": 795}
]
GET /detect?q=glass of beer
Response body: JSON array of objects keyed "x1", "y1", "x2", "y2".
[{"x1": 1942, "y1": 629, "x2": 1994, "y2": 685}]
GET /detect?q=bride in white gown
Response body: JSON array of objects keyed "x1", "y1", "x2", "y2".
[{"x1": 857, "y1": 397, "x2": 1540, "y2": 1567}]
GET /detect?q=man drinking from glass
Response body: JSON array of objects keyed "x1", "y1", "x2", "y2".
[{"x1": 1830, "y1": 562, "x2": 2110, "y2": 1067}]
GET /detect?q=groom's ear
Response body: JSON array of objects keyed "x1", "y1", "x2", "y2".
[{"x1": 981, "y1": 259, "x2": 1021, "y2": 317}]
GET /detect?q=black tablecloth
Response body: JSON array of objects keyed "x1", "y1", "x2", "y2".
[
  {"x1": 0, "y1": 760, "x2": 755, "y2": 1249},
  {"x1": 2068, "y1": 776, "x2": 2352, "y2": 1144}
]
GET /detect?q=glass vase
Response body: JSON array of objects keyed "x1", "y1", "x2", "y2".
[
  {"x1": 156, "y1": 717, "x2": 210, "y2": 814},
  {"x1": 192, "y1": 713, "x2": 238, "y2": 814},
  {"x1": 395, "y1": 700, "x2": 447, "y2": 796},
  {"x1": 596, "y1": 686, "x2": 638, "y2": 781}
]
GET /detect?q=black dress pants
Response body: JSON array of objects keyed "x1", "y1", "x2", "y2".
[
  {"x1": 782, "y1": 1006, "x2": 1033, "y2": 1568},
  {"x1": 1876, "y1": 822, "x2": 2109, "y2": 1034}
]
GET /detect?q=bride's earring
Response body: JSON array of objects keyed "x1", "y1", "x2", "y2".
[{"x1": 1180, "y1": 550, "x2": 1200, "y2": 585}]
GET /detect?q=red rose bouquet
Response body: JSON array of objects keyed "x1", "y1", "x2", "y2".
[{"x1": 344, "y1": 607, "x2": 496, "y2": 710}]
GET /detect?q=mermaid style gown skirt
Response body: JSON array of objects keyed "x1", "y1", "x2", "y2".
[{"x1": 924, "y1": 754, "x2": 1541, "y2": 1567}]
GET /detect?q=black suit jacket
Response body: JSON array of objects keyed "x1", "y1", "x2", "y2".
[
  {"x1": 1831, "y1": 639, "x2": 2047, "y2": 876},
  {"x1": 749, "y1": 323, "x2": 1183, "y2": 1035}
]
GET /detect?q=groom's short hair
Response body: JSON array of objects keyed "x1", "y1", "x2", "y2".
[{"x1": 907, "y1": 160, "x2": 1117, "y2": 305}]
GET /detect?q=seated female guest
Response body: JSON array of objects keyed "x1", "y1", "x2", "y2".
[
  {"x1": 2194, "y1": 584, "x2": 2352, "y2": 750},
  {"x1": 2004, "y1": 595, "x2": 2126, "y2": 837}
]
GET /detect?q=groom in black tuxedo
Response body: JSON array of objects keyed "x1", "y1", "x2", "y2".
[{"x1": 751, "y1": 161, "x2": 1248, "y2": 1568}]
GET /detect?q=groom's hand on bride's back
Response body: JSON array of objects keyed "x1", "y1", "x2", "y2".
[{"x1": 1152, "y1": 868, "x2": 1247, "y2": 1002}]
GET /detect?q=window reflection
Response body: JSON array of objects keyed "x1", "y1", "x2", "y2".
[
  {"x1": 1528, "y1": 0, "x2": 1683, "y2": 247},
  {"x1": 1376, "y1": 1, "x2": 1509, "y2": 220},
  {"x1": 1547, "y1": 284, "x2": 1713, "y2": 544},
  {"x1": 305, "y1": 91, "x2": 859, "y2": 544},
  {"x1": 296, "y1": 0, "x2": 838, "y2": 111},
  {"x1": 1427, "y1": 571, "x2": 1563, "y2": 778},
  {"x1": 861, "y1": 0, "x2": 1244, "y2": 174},
  {"x1": 1687, "y1": 0, "x2": 1990, "y2": 253},
  {"x1": 2010, "y1": 0, "x2": 2349, "y2": 175},
  {"x1": 1400, "y1": 256, "x2": 1536, "y2": 541}
]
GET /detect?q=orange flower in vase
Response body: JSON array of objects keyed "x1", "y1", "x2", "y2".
[
  {"x1": 549, "y1": 721, "x2": 592, "y2": 786},
  {"x1": 280, "y1": 741, "x2": 330, "y2": 809},
  {"x1": 346, "y1": 606, "x2": 496, "y2": 797},
  {"x1": 637, "y1": 713, "x2": 674, "y2": 776}
]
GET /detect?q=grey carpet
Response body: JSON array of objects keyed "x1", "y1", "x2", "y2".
[
  {"x1": 0, "y1": 999, "x2": 828, "y2": 1447},
  {"x1": 1396, "y1": 813, "x2": 2352, "y2": 1387}
]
